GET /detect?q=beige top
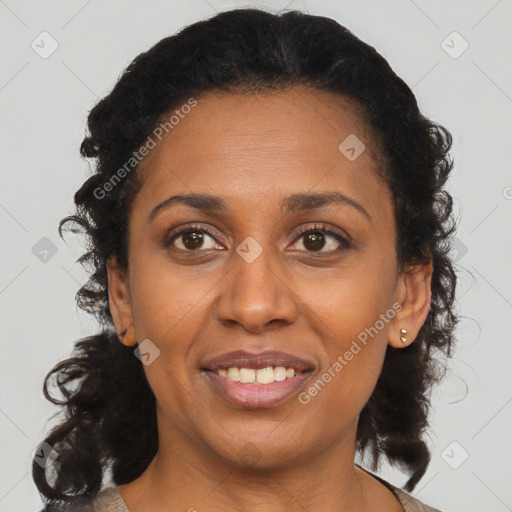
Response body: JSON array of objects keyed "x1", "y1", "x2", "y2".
[{"x1": 46, "y1": 482, "x2": 441, "y2": 511}]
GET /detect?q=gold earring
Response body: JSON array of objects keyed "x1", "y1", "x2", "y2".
[
  {"x1": 400, "y1": 328, "x2": 408, "y2": 344},
  {"x1": 119, "y1": 329, "x2": 137, "y2": 346}
]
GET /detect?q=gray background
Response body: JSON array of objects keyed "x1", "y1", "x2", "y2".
[{"x1": 1, "y1": 0, "x2": 511, "y2": 511}]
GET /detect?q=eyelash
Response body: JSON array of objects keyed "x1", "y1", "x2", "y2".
[{"x1": 164, "y1": 223, "x2": 352, "y2": 254}]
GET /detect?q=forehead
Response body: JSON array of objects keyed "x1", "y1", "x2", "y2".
[
  {"x1": 133, "y1": 87, "x2": 391, "y2": 221},
  {"x1": 156, "y1": 87, "x2": 374, "y2": 160}
]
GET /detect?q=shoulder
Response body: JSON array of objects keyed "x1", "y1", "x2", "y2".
[
  {"x1": 391, "y1": 486, "x2": 442, "y2": 512},
  {"x1": 42, "y1": 486, "x2": 128, "y2": 512},
  {"x1": 356, "y1": 465, "x2": 442, "y2": 512}
]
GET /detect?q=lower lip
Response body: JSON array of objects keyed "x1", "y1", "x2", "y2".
[{"x1": 203, "y1": 370, "x2": 312, "y2": 408}]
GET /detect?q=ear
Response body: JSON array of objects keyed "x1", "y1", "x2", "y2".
[
  {"x1": 106, "y1": 255, "x2": 136, "y2": 346},
  {"x1": 389, "y1": 260, "x2": 433, "y2": 348}
]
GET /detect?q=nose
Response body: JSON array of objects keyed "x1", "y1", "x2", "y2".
[{"x1": 214, "y1": 246, "x2": 298, "y2": 334}]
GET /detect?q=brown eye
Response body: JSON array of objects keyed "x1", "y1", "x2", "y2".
[
  {"x1": 293, "y1": 224, "x2": 352, "y2": 254},
  {"x1": 302, "y1": 231, "x2": 326, "y2": 251},
  {"x1": 165, "y1": 225, "x2": 222, "y2": 252},
  {"x1": 181, "y1": 231, "x2": 206, "y2": 250}
]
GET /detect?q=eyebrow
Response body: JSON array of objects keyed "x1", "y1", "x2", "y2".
[{"x1": 149, "y1": 192, "x2": 370, "y2": 222}]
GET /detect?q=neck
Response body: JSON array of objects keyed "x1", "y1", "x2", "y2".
[{"x1": 117, "y1": 413, "x2": 400, "y2": 512}]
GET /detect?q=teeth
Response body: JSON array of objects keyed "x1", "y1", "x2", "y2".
[
  {"x1": 239, "y1": 368, "x2": 256, "y2": 383},
  {"x1": 216, "y1": 365, "x2": 298, "y2": 384},
  {"x1": 256, "y1": 367, "x2": 275, "y2": 384},
  {"x1": 274, "y1": 367, "x2": 287, "y2": 381},
  {"x1": 227, "y1": 368, "x2": 239, "y2": 381}
]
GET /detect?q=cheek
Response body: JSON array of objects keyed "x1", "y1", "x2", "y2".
[
  {"x1": 128, "y1": 250, "x2": 219, "y2": 342},
  {"x1": 299, "y1": 309, "x2": 390, "y2": 429},
  {"x1": 304, "y1": 256, "x2": 397, "y2": 343},
  {"x1": 299, "y1": 259, "x2": 396, "y2": 405}
]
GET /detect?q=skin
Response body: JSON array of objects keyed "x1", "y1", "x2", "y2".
[{"x1": 108, "y1": 86, "x2": 433, "y2": 512}]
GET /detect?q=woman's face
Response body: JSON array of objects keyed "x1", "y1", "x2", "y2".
[{"x1": 109, "y1": 87, "x2": 424, "y2": 469}]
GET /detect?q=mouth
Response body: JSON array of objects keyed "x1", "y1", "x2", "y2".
[
  {"x1": 213, "y1": 365, "x2": 303, "y2": 384},
  {"x1": 201, "y1": 350, "x2": 315, "y2": 408}
]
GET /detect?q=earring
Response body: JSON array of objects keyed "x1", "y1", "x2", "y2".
[
  {"x1": 400, "y1": 328, "x2": 408, "y2": 345},
  {"x1": 119, "y1": 329, "x2": 136, "y2": 346}
]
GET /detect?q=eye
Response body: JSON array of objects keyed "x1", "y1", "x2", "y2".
[
  {"x1": 164, "y1": 224, "x2": 224, "y2": 252},
  {"x1": 164, "y1": 222, "x2": 352, "y2": 255},
  {"x1": 291, "y1": 223, "x2": 352, "y2": 253}
]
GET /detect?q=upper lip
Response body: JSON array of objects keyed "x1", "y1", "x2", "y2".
[{"x1": 202, "y1": 350, "x2": 315, "y2": 372}]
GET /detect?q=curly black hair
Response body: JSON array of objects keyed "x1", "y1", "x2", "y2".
[{"x1": 33, "y1": 7, "x2": 458, "y2": 507}]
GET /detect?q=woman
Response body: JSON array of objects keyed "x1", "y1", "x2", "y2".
[{"x1": 34, "y1": 8, "x2": 457, "y2": 512}]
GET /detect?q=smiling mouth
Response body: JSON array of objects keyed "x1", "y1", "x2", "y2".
[
  {"x1": 210, "y1": 366, "x2": 306, "y2": 384},
  {"x1": 200, "y1": 350, "x2": 315, "y2": 408}
]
